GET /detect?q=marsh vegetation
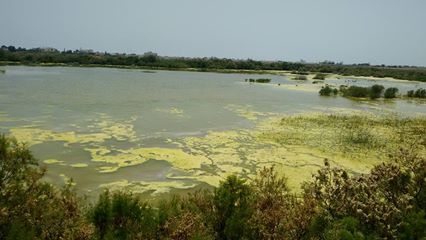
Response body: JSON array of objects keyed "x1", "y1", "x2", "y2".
[
  {"x1": 407, "y1": 88, "x2": 426, "y2": 98},
  {"x1": 313, "y1": 73, "x2": 327, "y2": 80},
  {"x1": 320, "y1": 84, "x2": 426, "y2": 100}
]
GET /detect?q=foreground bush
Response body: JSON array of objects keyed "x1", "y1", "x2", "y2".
[
  {"x1": 0, "y1": 134, "x2": 92, "y2": 239},
  {"x1": 89, "y1": 190, "x2": 157, "y2": 239}
]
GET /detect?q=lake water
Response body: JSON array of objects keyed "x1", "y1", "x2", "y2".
[{"x1": 0, "y1": 66, "x2": 425, "y2": 198}]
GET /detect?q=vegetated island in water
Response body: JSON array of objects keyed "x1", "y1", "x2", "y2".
[
  {"x1": 1, "y1": 45, "x2": 426, "y2": 82},
  {"x1": 319, "y1": 84, "x2": 426, "y2": 99},
  {"x1": 245, "y1": 78, "x2": 271, "y2": 83}
]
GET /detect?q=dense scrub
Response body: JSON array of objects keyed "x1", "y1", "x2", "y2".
[
  {"x1": 0, "y1": 135, "x2": 92, "y2": 239},
  {"x1": 319, "y1": 85, "x2": 338, "y2": 96},
  {"x1": 407, "y1": 88, "x2": 426, "y2": 98},
  {"x1": 384, "y1": 87, "x2": 399, "y2": 98},
  {"x1": 2, "y1": 45, "x2": 426, "y2": 81},
  {"x1": 313, "y1": 73, "x2": 327, "y2": 80},
  {"x1": 1, "y1": 115, "x2": 426, "y2": 239},
  {"x1": 339, "y1": 84, "x2": 385, "y2": 99},
  {"x1": 320, "y1": 84, "x2": 426, "y2": 100}
]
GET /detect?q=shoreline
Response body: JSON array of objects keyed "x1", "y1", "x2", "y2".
[{"x1": 1, "y1": 61, "x2": 425, "y2": 84}]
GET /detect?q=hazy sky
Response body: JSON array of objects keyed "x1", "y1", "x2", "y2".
[{"x1": 1, "y1": 0, "x2": 426, "y2": 66}]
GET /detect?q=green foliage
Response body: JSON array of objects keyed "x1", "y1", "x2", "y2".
[
  {"x1": 342, "y1": 126, "x2": 378, "y2": 148},
  {"x1": 305, "y1": 147, "x2": 426, "y2": 239},
  {"x1": 324, "y1": 217, "x2": 369, "y2": 240},
  {"x1": 399, "y1": 210, "x2": 426, "y2": 239},
  {"x1": 213, "y1": 175, "x2": 253, "y2": 240},
  {"x1": 384, "y1": 87, "x2": 399, "y2": 98},
  {"x1": 319, "y1": 85, "x2": 338, "y2": 96},
  {"x1": 0, "y1": 135, "x2": 92, "y2": 239},
  {"x1": 90, "y1": 190, "x2": 112, "y2": 239},
  {"x1": 369, "y1": 84, "x2": 385, "y2": 99},
  {"x1": 313, "y1": 73, "x2": 327, "y2": 80},
  {"x1": 340, "y1": 84, "x2": 385, "y2": 99},
  {"x1": 249, "y1": 166, "x2": 315, "y2": 239},
  {"x1": 89, "y1": 190, "x2": 157, "y2": 239},
  {"x1": 407, "y1": 88, "x2": 426, "y2": 98},
  {"x1": 342, "y1": 86, "x2": 370, "y2": 98},
  {"x1": 157, "y1": 193, "x2": 215, "y2": 240},
  {"x1": 415, "y1": 88, "x2": 426, "y2": 98}
]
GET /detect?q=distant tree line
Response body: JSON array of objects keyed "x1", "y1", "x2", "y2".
[{"x1": 1, "y1": 45, "x2": 426, "y2": 82}]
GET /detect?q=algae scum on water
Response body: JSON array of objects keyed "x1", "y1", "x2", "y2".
[{"x1": 5, "y1": 111, "x2": 426, "y2": 197}]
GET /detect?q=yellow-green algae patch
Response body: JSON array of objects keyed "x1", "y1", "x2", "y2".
[
  {"x1": 162, "y1": 112, "x2": 425, "y2": 191},
  {"x1": 253, "y1": 112, "x2": 425, "y2": 161},
  {"x1": 166, "y1": 172, "x2": 223, "y2": 187},
  {"x1": 10, "y1": 111, "x2": 426, "y2": 194},
  {"x1": 95, "y1": 119, "x2": 139, "y2": 142},
  {"x1": 70, "y1": 163, "x2": 89, "y2": 168},
  {"x1": 88, "y1": 147, "x2": 210, "y2": 173},
  {"x1": 97, "y1": 166, "x2": 119, "y2": 173},
  {"x1": 8, "y1": 116, "x2": 140, "y2": 147},
  {"x1": 99, "y1": 180, "x2": 196, "y2": 196},
  {"x1": 225, "y1": 104, "x2": 272, "y2": 121},
  {"x1": 43, "y1": 159, "x2": 65, "y2": 165}
]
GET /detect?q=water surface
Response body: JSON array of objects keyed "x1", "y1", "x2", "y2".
[{"x1": 0, "y1": 66, "x2": 424, "y2": 198}]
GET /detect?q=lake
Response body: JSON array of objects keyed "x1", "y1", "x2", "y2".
[{"x1": 0, "y1": 66, "x2": 425, "y2": 199}]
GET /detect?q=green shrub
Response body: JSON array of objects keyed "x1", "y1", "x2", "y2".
[
  {"x1": 90, "y1": 190, "x2": 112, "y2": 239},
  {"x1": 157, "y1": 193, "x2": 214, "y2": 240},
  {"x1": 407, "y1": 88, "x2": 426, "y2": 98},
  {"x1": 213, "y1": 175, "x2": 253, "y2": 240},
  {"x1": 0, "y1": 135, "x2": 91, "y2": 240},
  {"x1": 89, "y1": 190, "x2": 157, "y2": 240},
  {"x1": 342, "y1": 86, "x2": 369, "y2": 98},
  {"x1": 313, "y1": 73, "x2": 327, "y2": 80},
  {"x1": 414, "y1": 88, "x2": 426, "y2": 98},
  {"x1": 384, "y1": 87, "x2": 399, "y2": 98},
  {"x1": 369, "y1": 84, "x2": 385, "y2": 99},
  {"x1": 319, "y1": 86, "x2": 338, "y2": 96},
  {"x1": 399, "y1": 210, "x2": 426, "y2": 240}
]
